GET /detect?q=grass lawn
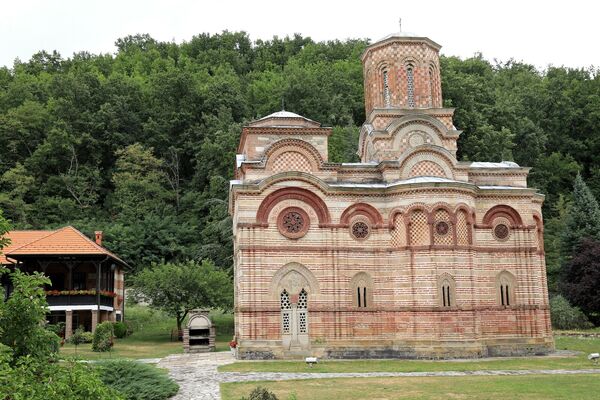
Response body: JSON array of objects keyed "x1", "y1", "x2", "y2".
[
  {"x1": 221, "y1": 374, "x2": 600, "y2": 400},
  {"x1": 218, "y1": 336, "x2": 600, "y2": 373},
  {"x1": 60, "y1": 304, "x2": 234, "y2": 360}
]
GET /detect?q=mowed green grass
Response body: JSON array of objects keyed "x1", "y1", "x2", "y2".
[
  {"x1": 60, "y1": 305, "x2": 234, "y2": 360},
  {"x1": 219, "y1": 336, "x2": 600, "y2": 373},
  {"x1": 221, "y1": 374, "x2": 600, "y2": 400}
]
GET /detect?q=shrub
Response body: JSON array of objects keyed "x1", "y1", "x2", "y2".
[
  {"x1": 550, "y1": 295, "x2": 594, "y2": 330},
  {"x1": 96, "y1": 360, "x2": 179, "y2": 400},
  {"x1": 113, "y1": 321, "x2": 129, "y2": 338},
  {"x1": 241, "y1": 387, "x2": 279, "y2": 400},
  {"x1": 0, "y1": 356, "x2": 124, "y2": 400},
  {"x1": 68, "y1": 326, "x2": 93, "y2": 347},
  {"x1": 45, "y1": 322, "x2": 65, "y2": 337},
  {"x1": 92, "y1": 322, "x2": 114, "y2": 352}
]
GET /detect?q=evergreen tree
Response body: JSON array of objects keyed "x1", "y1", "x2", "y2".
[{"x1": 560, "y1": 174, "x2": 600, "y2": 258}]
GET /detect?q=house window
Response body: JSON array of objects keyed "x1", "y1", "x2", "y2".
[
  {"x1": 383, "y1": 70, "x2": 390, "y2": 107},
  {"x1": 407, "y1": 65, "x2": 415, "y2": 108},
  {"x1": 73, "y1": 272, "x2": 86, "y2": 290}
]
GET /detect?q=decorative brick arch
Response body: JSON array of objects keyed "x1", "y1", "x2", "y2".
[
  {"x1": 256, "y1": 187, "x2": 331, "y2": 226},
  {"x1": 398, "y1": 147, "x2": 455, "y2": 179},
  {"x1": 533, "y1": 212, "x2": 544, "y2": 252},
  {"x1": 429, "y1": 203, "x2": 457, "y2": 224},
  {"x1": 340, "y1": 203, "x2": 384, "y2": 227},
  {"x1": 482, "y1": 205, "x2": 523, "y2": 227},
  {"x1": 454, "y1": 204, "x2": 474, "y2": 245},
  {"x1": 264, "y1": 139, "x2": 323, "y2": 172},
  {"x1": 269, "y1": 262, "x2": 319, "y2": 298}
]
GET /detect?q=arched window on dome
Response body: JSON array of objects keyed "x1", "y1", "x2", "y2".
[
  {"x1": 406, "y1": 65, "x2": 415, "y2": 108},
  {"x1": 428, "y1": 67, "x2": 434, "y2": 107},
  {"x1": 383, "y1": 69, "x2": 390, "y2": 107}
]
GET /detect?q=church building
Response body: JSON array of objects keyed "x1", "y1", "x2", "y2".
[{"x1": 229, "y1": 31, "x2": 554, "y2": 359}]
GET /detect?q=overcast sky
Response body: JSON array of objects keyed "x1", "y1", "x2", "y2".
[{"x1": 2, "y1": 0, "x2": 599, "y2": 69}]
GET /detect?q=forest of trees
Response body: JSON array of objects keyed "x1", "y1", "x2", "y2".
[{"x1": 0, "y1": 31, "x2": 599, "y2": 318}]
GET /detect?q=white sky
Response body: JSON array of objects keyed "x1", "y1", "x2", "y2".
[{"x1": 1, "y1": 0, "x2": 599, "y2": 69}]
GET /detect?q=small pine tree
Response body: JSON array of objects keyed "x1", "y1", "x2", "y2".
[{"x1": 561, "y1": 174, "x2": 600, "y2": 258}]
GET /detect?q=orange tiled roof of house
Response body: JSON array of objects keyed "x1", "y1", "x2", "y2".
[{"x1": 0, "y1": 226, "x2": 127, "y2": 266}]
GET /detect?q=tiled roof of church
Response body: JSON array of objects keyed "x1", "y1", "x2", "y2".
[{"x1": 0, "y1": 226, "x2": 127, "y2": 266}]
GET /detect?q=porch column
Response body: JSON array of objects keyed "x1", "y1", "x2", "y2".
[
  {"x1": 91, "y1": 308, "x2": 99, "y2": 332},
  {"x1": 65, "y1": 310, "x2": 73, "y2": 340}
]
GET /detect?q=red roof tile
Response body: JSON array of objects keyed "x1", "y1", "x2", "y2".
[{"x1": 1, "y1": 226, "x2": 127, "y2": 266}]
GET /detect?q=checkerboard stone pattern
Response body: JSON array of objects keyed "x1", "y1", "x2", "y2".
[{"x1": 230, "y1": 32, "x2": 554, "y2": 360}]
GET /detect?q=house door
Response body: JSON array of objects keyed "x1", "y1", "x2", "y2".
[{"x1": 280, "y1": 289, "x2": 309, "y2": 349}]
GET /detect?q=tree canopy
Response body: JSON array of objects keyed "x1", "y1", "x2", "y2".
[
  {"x1": 132, "y1": 260, "x2": 232, "y2": 330},
  {"x1": 0, "y1": 31, "x2": 599, "y2": 280}
]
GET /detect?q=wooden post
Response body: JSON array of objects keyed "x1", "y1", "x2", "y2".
[{"x1": 65, "y1": 310, "x2": 73, "y2": 339}]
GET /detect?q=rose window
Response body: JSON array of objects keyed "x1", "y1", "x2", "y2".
[
  {"x1": 351, "y1": 221, "x2": 370, "y2": 239},
  {"x1": 435, "y1": 221, "x2": 449, "y2": 236},
  {"x1": 277, "y1": 207, "x2": 309, "y2": 239},
  {"x1": 494, "y1": 223, "x2": 510, "y2": 240},
  {"x1": 282, "y1": 211, "x2": 304, "y2": 233}
]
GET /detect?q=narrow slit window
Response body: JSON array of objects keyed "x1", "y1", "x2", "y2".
[
  {"x1": 383, "y1": 70, "x2": 390, "y2": 107},
  {"x1": 428, "y1": 68, "x2": 434, "y2": 106},
  {"x1": 363, "y1": 287, "x2": 367, "y2": 308},
  {"x1": 357, "y1": 287, "x2": 362, "y2": 307},
  {"x1": 407, "y1": 66, "x2": 415, "y2": 108}
]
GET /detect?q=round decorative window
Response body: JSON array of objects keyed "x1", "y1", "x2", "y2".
[
  {"x1": 435, "y1": 221, "x2": 450, "y2": 236},
  {"x1": 493, "y1": 223, "x2": 510, "y2": 240},
  {"x1": 277, "y1": 207, "x2": 309, "y2": 239},
  {"x1": 351, "y1": 221, "x2": 370, "y2": 240}
]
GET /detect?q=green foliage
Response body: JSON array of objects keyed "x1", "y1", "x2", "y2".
[
  {"x1": 92, "y1": 321, "x2": 114, "y2": 352},
  {"x1": 550, "y1": 294, "x2": 593, "y2": 330},
  {"x1": 561, "y1": 174, "x2": 600, "y2": 258},
  {"x1": 0, "y1": 209, "x2": 10, "y2": 250},
  {"x1": 133, "y1": 260, "x2": 232, "y2": 330},
  {"x1": 113, "y1": 321, "x2": 129, "y2": 338},
  {"x1": 96, "y1": 359, "x2": 179, "y2": 400},
  {"x1": 241, "y1": 386, "x2": 280, "y2": 400},
  {"x1": 0, "y1": 357, "x2": 124, "y2": 400},
  {"x1": 561, "y1": 238, "x2": 600, "y2": 322},
  {"x1": 0, "y1": 270, "x2": 60, "y2": 360},
  {"x1": 2, "y1": 32, "x2": 600, "y2": 317},
  {"x1": 68, "y1": 326, "x2": 92, "y2": 346}
]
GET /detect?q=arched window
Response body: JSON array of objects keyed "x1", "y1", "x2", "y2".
[
  {"x1": 298, "y1": 289, "x2": 308, "y2": 334},
  {"x1": 351, "y1": 272, "x2": 373, "y2": 309},
  {"x1": 438, "y1": 274, "x2": 456, "y2": 308},
  {"x1": 406, "y1": 65, "x2": 415, "y2": 108},
  {"x1": 383, "y1": 69, "x2": 390, "y2": 107},
  {"x1": 280, "y1": 290, "x2": 291, "y2": 334},
  {"x1": 428, "y1": 67, "x2": 434, "y2": 107},
  {"x1": 441, "y1": 280, "x2": 452, "y2": 307},
  {"x1": 496, "y1": 271, "x2": 517, "y2": 307}
]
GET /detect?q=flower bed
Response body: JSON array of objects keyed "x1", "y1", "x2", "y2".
[{"x1": 45, "y1": 289, "x2": 117, "y2": 297}]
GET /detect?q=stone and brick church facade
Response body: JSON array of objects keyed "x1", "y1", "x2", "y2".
[{"x1": 229, "y1": 32, "x2": 553, "y2": 359}]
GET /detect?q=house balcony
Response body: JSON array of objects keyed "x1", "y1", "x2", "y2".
[{"x1": 45, "y1": 290, "x2": 116, "y2": 309}]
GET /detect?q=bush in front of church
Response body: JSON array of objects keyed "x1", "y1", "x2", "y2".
[{"x1": 550, "y1": 294, "x2": 593, "y2": 330}]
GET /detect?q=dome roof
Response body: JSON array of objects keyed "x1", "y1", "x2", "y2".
[{"x1": 248, "y1": 110, "x2": 321, "y2": 128}]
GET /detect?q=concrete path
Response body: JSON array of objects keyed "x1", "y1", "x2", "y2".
[{"x1": 156, "y1": 352, "x2": 600, "y2": 400}]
